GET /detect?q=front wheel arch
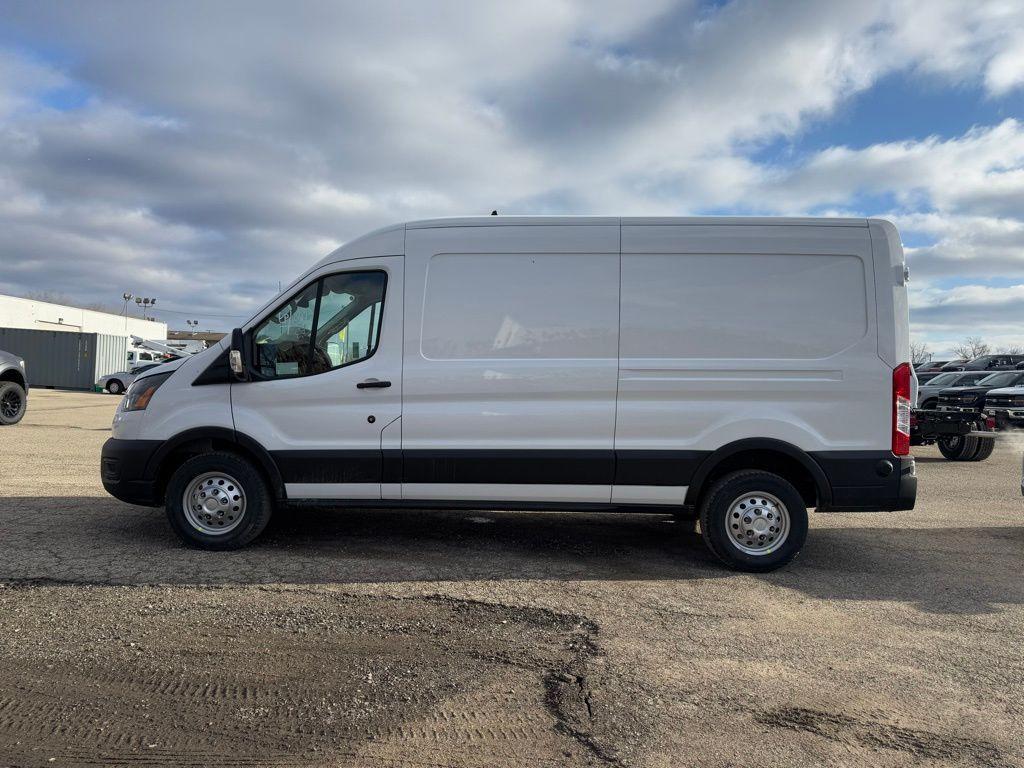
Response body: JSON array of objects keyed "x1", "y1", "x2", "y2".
[{"x1": 147, "y1": 427, "x2": 286, "y2": 505}]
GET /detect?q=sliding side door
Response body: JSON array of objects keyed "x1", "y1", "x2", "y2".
[{"x1": 400, "y1": 223, "x2": 620, "y2": 503}]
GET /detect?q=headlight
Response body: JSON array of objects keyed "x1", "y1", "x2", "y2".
[{"x1": 122, "y1": 373, "x2": 172, "y2": 412}]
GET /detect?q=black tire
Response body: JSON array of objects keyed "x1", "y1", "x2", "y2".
[
  {"x1": 107, "y1": 379, "x2": 124, "y2": 394},
  {"x1": 698, "y1": 470, "x2": 808, "y2": 572},
  {"x1": 165, "y1": 452, "x2": 273, "y2": 550},
  {"x1": 937, "y1": 435, "x2": 978, "y2": 460},
  {"x1": 967, "y1": 437, "x2": 995, "y2": 461},
  {"x1": 0, "y1": 381, "x2": 26, "y2": 425},
  {"x1": 920, "y1": 399, "x2": 937, "y2": 410}
]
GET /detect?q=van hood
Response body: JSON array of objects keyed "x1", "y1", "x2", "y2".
[{"x1": 134, "y1": 355, "x2": 189, "y2": 382}]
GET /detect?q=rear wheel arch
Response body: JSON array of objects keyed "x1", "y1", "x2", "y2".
[
  {"x1": 146, "y1": 427, "x2": 285, "y2": 504},
  {"x1": 684, "y1": 439, "x2": 829, "y2": 510}
]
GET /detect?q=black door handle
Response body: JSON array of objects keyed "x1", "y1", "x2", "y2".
[{"x1": 356, "y1": 379, "x2": 392, "y2": 389}]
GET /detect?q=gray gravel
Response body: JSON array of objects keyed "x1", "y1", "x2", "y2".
[{"x1": 0, "y1": 389, "x2": 1022, "y2": 767}]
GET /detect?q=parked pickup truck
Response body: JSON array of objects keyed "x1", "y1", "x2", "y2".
[
  {"x1": 935, "y1": 370, "x2": 1024, "y2": 414},
  {"x1": 0, "y1": 348, "x2": 27, "y2": 425},
  {"x1": 916, "y1": 371, "x2": 989, "y2": 409},
  {"x1": 982, "y1": 386, "x2": 1024, "y2": 430},
  {"x1": 911, "y1": 408, "x2": 996, "y2": 461}
]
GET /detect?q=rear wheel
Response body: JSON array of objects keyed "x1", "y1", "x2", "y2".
[
  {"x1": 967, "y1": 437, "x2": 995, "y2": 461},
  {"x1": 698, "y1": 470, "x2": 808, "y2": 572},
  {"x1": 165, "y1": 452, "x2": 273, "y2": 550},
  {"x1": 0, "y1": 381, "x2": 26, "y2": 425},
  {"x1": 106, "y1": 379, "x2": 124, "y2": 394},
  {"x1": 937, "y1": 434, "x2": 978, "y2": 460},
  {"x1": 920, "y1": 399, "x2": 937, "y2": 410}
]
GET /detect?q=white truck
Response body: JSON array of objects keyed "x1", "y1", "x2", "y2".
[{"x1": 101, "y1": 216, "x2": 915, "y2": 571}]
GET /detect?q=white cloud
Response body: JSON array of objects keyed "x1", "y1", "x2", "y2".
[
  {"x1": 986, "y1": 35, "x2": 1024, "y2": 94},
  {"x1": 0, "y1": 0, "x2": 1022, "y2": 344}
]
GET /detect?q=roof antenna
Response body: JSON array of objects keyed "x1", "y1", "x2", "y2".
[{"x1": 490, "y1": 210, "x2": 498, "y2": 215}]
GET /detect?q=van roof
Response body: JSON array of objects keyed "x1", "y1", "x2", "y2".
[
  {"x1": 310, "y1": 214, "x2": 872, "y2": 273},
  {"x1": 404, "y1": 215, "x2": 869, "y2": 229}
]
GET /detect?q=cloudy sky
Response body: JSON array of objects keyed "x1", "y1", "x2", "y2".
[{"x1": 1, "y1": 0, "x2": 1023, "y2": 355}]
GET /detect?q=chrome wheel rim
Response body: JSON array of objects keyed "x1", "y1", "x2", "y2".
[
  {"x1": 183, "y1": 472, "x2": 246, "y2": 535},
  {"x1": 725, "y1": 491, "x2": 790, "y2": 555}
]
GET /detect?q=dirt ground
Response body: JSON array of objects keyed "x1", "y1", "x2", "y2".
[{"x1": 0, "y1": 389, "x2": 1021, "y2": 768}]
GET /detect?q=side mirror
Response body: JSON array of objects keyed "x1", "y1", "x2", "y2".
[{"x1": 229, "y1": 328, "x2": 249, "y2": 381}]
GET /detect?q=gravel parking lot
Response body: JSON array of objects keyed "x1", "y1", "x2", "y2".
[{"x1": 1, "y1": 389, "x2": 1022, "y2": 768}]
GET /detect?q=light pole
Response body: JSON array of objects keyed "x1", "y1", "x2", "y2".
[
  {"x1": 135, "y1": 297, "x2": 158, "y2": 322},
  {"x1": 186, "y1": 319, "x2": 199, "y2": 335},
  {"x1": 122, "y1": 293, "x2": 133, "y2": 335}
]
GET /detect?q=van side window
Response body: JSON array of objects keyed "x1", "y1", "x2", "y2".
[
  {"x1": 253, "y1": 271, "x2": 386, "y2": 379},
  {"x1": 621, "y1": 253, "x2": 867, "y2": 360},
  {"x1": 310, "y1": 272, "x2": 386, "y2": 373},
  {"x1": 254, "y1": 282, "x2": 319, "y2": 378},
  {"x1": 420, "y1": 253, "x2": 618, "y2": 360}
]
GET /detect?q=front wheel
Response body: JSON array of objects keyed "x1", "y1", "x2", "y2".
[
  {"x1": 0, "y1": 381, "x2": 26, "y2": 425},
  {"x1": 698, "y1": 470, "x2": 808, "y2": 572},
  {"x1": 165, "y1": 452, "x2": 273, "y2": 550},
  {"x1": 106, "y1": 379, "x2": 124, "y2": 394}
]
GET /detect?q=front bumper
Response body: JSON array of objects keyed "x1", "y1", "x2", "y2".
[
  {"x1": 991, "y1": 409, "x2": 1024, "y2": 428},
  {"x1": 814, "y1": 452, "x2": 916, "y2": 512},
  {"x1": 101, "y1": 438, "x2": 163, "y2": 506}
]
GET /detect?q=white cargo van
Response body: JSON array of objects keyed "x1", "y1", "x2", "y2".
[{"x1": 102, "y1": 217, "x2": 915, "y2": 571}]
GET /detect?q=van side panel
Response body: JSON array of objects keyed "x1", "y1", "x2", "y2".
[
  {"x1": 613, "y1": 223, "x2": 887, "y2": 502},
  {"x1": 401, "y1": 225, "x2": 620, "y2": 502}
]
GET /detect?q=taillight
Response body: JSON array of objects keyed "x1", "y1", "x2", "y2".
[{"x1": 893, "y1": 362, "x2": 911, "y2": 455}]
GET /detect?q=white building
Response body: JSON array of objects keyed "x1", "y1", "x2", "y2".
[{"x1": 0, "y1": 294, "x2": 167, "y2": 340}]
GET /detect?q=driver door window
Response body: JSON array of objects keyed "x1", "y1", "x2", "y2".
[{"x1": 253, "y1": 271, "x2": 386, "y2": 379}]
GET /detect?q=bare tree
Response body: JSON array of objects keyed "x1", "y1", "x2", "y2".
[
  {"x1": 83, "y1": 301, "x2": 119, "y2": 314},
  {"x1": 23, "y1": 291, "x2": 74, "y2": 306},
  {"x1": 997, "y1": 345, "x2": 1024, "y2": 355},
  {"x1": 20, "y1": 292, "x2": 118, "y2": 315},
  {"x1": 951, "y1": 336, "x2": 990, "y2": 361},
  {"x1": 909, "y1": 340, "x2": 931, "y2": 364}
]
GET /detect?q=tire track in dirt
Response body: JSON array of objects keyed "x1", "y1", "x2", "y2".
[
  {"x1": 757, "y1": 706, "x2": 1005, "y2": 766},
  {"x1": 0, "y1": 586, "x2": 636, "y2": 768}
]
